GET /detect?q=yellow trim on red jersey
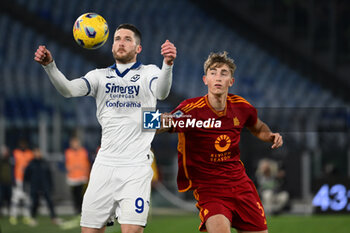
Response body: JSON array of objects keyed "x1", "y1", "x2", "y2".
[
  {"x1": 178, "y1": 133, "x2": 192, "y2": 192},
  {"x1": 227, "y1": 95, "x2": 252, "y2": 106},
  {"x1": 193, "y1": 190, "x2": 204, "y2": 226},
  {"x1": 193, "y1": 189, "x2": 199, "y2": 201},
  {"x1": 205, "y1": 95, "x2": 227, "y2": 117},
  {"x1": 182, "y1": 97, "x2": 206, "y2": 113},
  {"x1": 239, "y1": 159, "x2": 245, "y2": 168},
  {"x1": 194, "y1": 189, "x2": 209, "y2": 232}
]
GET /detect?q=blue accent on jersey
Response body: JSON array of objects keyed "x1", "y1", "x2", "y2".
[
  {"x1": 81, "y1": 77, "x2": 91, "y2": 96},
  {"x1": 109, "y1": 62, "x2": 142, "y2": 78},
  {"x1": 149, "y1": 77, "x2": 158, "y2": 95}
]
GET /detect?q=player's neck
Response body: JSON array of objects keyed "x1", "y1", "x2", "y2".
[
  {"x1": 115, "y1": 62, "x2": 136, "y2": 73},
  {"x1": 207, "y1": 93, "x2": 227, "y2": 111}
]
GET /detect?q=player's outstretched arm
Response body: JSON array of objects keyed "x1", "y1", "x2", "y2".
[
  {"x1": 152, "y1": 40, "x2": 177, "y2": 100},
  {"x1": 247, "y1": 118, "x2": 283, "y2": 149},
  {"x1": 34, "y1": 45, "x2": 89, "y2": 98}
]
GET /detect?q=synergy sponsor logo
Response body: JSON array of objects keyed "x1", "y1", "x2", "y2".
[
  {"x1": 105, "y1": 83, "x2": 140, "y2": 99},
  {"x1": 106, "y1": 100, "x2": 141, "y2": 108}
]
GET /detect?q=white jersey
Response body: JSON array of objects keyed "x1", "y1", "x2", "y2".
[{"x1": 83, "y1": 62, "x2": 159, "y2": 166}]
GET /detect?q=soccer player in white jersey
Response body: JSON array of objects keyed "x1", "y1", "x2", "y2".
[{"x1": 34, "y1": 23, "x2": 176, "y2": 233}]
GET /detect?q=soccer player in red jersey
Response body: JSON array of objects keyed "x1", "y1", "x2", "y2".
[{"x1": 159, "y1": 52, "x2": 283, "y2": 233}]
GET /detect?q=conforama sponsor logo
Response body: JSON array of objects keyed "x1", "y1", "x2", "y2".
[{"x1": 105, "y1": 100, "x2": 141, "y2": 108}]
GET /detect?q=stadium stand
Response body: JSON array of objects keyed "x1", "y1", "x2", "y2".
[{"x1": 1, "y1": 0, "x2": 349, "y2": 207}]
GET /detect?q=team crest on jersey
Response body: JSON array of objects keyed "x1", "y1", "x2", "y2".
[
  {"x1": 233, "y1": 117, "x2": 240, "y2": 126},
  {"x1": 130, "y1": 74, "x2": 140, "y2": 82}
]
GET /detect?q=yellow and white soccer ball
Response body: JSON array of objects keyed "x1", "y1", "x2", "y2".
[{"x1": 73, "y1": 13, "x2": 109, "y2": 49}]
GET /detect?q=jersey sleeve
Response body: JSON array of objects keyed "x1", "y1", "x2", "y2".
[
  {"x1": 244, "y1": 104, "x2": 258, "y2": 127},
  {"x1": 81, "y1": 69, "x2": 100, "y2": 97},
  {"x1": 42, "y1": 61, "x2": 90, "y2": 98},
  {"x1": 146, "y1": 65, "x2": 161, "y2": 98}
]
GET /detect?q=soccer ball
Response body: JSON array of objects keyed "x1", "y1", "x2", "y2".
[{"x1": 73, "y1": 13, "x2": 109, "y2": 49}]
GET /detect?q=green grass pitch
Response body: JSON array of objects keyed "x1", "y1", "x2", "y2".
[{"x1": 1, "y1": 214, "x2": 350, "y2": 233}]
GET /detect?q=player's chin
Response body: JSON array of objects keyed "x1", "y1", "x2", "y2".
[
  {"x1": 113, "y1": 50, "x2": 124, "y2": 56},
  {"x1": 212, "y1": 88, "x2": 226, "y2": 95},
  {"x1": 115, "y1": 54, "x2": 132, "y2": 63},
  {"x1": 116, "y1": 51, "x2": 127, "y2": 57}
]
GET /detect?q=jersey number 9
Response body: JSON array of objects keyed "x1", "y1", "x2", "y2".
[{"x1": 135, "y1": 197, "x2": 144, "y2": 213}]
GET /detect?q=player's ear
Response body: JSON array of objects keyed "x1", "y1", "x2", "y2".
[
  {"x1": 229, "y1": 77, "x2": 235, "y2": 87},
  {"x1": 203, "y1": 75, "x2": 208, "y2": 86},
  {"x1": 136, "y1": 44, "x2": 142, "y2": 54}
]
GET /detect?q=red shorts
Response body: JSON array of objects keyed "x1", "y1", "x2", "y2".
[{"x1": 193, "y1": 179, "x2": 267, "y2": 232}]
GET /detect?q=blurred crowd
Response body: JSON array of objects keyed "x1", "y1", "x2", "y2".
[
  {"x1": 255, "y1": 158, "x2": 290, "y2": 215},
  {"x1": 0, "y1": 136, "x2": 92, "y2": 227}
]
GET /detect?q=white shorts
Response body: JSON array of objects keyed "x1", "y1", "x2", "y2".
[
  {"x1": 80, "y1": 163, "x2": 153, "y2": 228},
  {"x1": 10, "y1": 181, "x2": 30, "y2": 217}
]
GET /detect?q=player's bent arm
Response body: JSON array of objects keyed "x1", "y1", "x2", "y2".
[
  {"x1": 151, "y1": 61, "x2": 173, "y2": 100},
  {"x1": 247, "y1": 118, "x2": 283, "y2": 149},
  {"x1": 156, "y1": 127, "x2": 171, "y2": 134},
  {"x1": 42, "y1": 61, "x2": 89, "y2": 98}
]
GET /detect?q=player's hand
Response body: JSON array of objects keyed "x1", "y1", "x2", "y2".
[
  {"x1": 34, "y1": 45, "x2": 53, "y2": 66},
  {"x1": 161, "y1": 40, "x2": 176, "y2": 66},
  {"x1": 270, "y1": 133, "x2": 283, "y2": 149}
]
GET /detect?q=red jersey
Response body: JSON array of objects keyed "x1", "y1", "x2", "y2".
[{"x1": 171, "y1": 94, "x2": 257, "y2": 192}]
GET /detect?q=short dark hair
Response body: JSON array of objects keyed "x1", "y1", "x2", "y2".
[{"x1": 116, "y1": 23, "x2": 142, "y2": 44}]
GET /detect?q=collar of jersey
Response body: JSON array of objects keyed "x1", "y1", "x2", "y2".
[
  {"x1": 204, "y1": 95, "x2": 227, "y2": 117},
  {"x1": 109, "y1": 62, "x2": 142, "y2": 78}
]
